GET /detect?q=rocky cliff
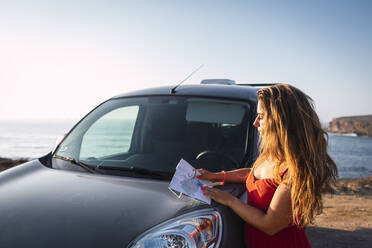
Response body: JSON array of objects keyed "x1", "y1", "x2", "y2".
[{"x1": 327, "y1": 115, "x2": 372, "y2": 136}]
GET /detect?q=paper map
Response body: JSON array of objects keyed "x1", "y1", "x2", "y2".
[{"x1": 169, "y1": 159, "x2": 213, "y2": 204}]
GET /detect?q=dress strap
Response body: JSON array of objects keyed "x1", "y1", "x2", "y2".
[{"x1": 280, "y1": 168, "x2": 289, "y2": 178}]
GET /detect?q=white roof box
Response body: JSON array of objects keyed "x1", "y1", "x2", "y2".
[{"x1": 200, "y1": 79, "x2": 236, "y2": 85}]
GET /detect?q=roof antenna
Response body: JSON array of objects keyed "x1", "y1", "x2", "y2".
[{"x1": 171, "y1": 64, "x2": 204, "y2": 94}]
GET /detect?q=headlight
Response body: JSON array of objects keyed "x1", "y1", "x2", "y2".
[{"x1": 127, "y1": 209, "x2": 222, "y2": 248}]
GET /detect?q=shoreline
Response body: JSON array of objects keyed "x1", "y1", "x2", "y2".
[
  {"x1": 327, "y1": 131, "x2": 372, "y2": 138},
  {"x1": 0, "y1": 157, "x2": 29, "y2": 172}
]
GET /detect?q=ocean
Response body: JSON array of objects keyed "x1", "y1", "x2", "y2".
[{"x1": 0, "y1": 119, "x2": 371, "y2": 179}]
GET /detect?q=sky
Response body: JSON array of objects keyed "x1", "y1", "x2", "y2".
[{"x1": 0, "y1": 0, "x2": 371, "y2": 123}]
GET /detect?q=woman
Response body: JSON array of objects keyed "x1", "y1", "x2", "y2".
[{"x1": 198, "y1": 84, "x2": 337, "y2": 247}]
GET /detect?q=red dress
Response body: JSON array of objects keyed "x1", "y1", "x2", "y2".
[{"x1": 244, "y1": 169, "x2": 311, "y2": 248}]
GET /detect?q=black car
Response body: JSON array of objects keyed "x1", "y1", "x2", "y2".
[{"x1": 0, "y1": 80, "x2": 264, "y2": 247}]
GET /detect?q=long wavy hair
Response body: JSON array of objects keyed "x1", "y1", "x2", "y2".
[{"x1": 254, "y1": 83, "x2": 337, "y2": 226}]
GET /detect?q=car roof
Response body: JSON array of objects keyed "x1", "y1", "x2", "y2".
[{"x1": 112, "y1": 84, "x2": 261, "y2": 102}]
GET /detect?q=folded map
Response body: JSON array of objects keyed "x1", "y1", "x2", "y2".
[{"x1": 169, "y1": 159, "x2": 213, "y2": 204}]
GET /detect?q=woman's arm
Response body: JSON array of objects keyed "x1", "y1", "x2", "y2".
[
  {"x1": 197, "y1": 168, "x2": 251, "y2": 184},
  {"x1": 202, "y1": 183, "x2": 292, "y2": 236}
]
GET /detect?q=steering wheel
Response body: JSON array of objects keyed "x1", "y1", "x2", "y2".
[{"x1": 195, "y1": 150, "x2": 239, "y2": 171}]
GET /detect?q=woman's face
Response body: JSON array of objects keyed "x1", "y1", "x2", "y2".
[{"x1": 253, "y1": 100, "x2": 266, "y2": 136}]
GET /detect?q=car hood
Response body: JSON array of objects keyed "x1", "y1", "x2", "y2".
[{"x1": 0, "y1": 160, "x2": 205, "y2": 247}]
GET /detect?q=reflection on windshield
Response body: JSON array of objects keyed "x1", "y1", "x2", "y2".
[{"x1": 55, "y1": 96, "x2": 251, "y2": 174}]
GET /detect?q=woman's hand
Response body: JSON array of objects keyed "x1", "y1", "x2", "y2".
[
  {"x1": 202, "y1": 186, "x2": 235, "y2": 207},
  {"x1": 196, "y1": 169, "x2": 221, "y2": 182}
]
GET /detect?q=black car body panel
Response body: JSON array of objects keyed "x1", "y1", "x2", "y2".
[
  {"x1": 0, "y1": 159, "x2": 245, "y2": 247},
  {"x1": 0, "y1": 160, "x2": 200, "y2": 247}
]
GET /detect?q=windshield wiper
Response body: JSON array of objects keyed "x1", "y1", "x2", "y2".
[
  {"x1": 54, "y1": 155, "x2": 96, "y2": 174},
  {"x1": 95, "y1": 165, "x2": 171, "y2": 179}
]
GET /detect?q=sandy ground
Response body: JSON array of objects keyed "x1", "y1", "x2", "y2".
[
  {"x1": 1, "y1": 158, "x2": 371, "y2": 247},
  {"x1": 306, "y1": 177, "x2": 372, "y2": 248},
  {"x1": 306, "y1": 194, "x2": 372, "y2": 248}
]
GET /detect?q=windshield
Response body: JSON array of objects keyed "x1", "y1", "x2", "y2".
[{"x1": 54, "y1": 96, "x2": 251, "y2": 175}]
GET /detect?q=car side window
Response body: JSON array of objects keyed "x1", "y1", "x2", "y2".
[{"x1": 79, "y1": 106, "x2": 139, "y2": 159}]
